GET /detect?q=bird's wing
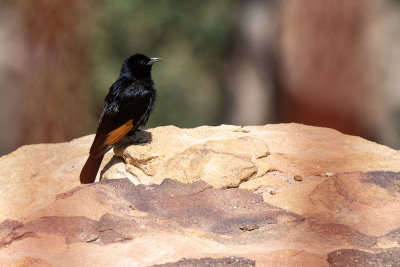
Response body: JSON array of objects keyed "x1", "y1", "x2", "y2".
[
  {"x1": 89, "y1": 115, "x2": 135, "y2": 159},
  {"x1": 89, "y1": 81, "x2": 153, "y2": 159},
  {"x1": 104, "y1": 119, "x2": 133, "y2": 145}
]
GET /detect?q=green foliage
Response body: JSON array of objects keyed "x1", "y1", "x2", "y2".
[{"x1": 90, "y1": 0, "x2": 237, "y2": 127}]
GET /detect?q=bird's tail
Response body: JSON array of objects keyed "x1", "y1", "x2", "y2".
[{"x1": 80, "y1": 154, "x2": 104, "y2": 184}]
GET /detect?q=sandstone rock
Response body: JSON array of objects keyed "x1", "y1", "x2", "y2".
[
  {"x1": 0, "y1": 123, "x2": 399, "y2": 266},
  {"x1": 150, "y1": 256, "x2": 255, "y2": 266},
  {"x1": 328, "y1": 248, "x2": 400, "y2": 266},
  {"x1": 0, "y1": 135, "x2": 113, "y2": 221},
  {"x1": 105, "y1": 124, "x2": 400, "y2": 189}
]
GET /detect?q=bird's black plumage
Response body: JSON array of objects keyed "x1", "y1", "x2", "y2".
[{"x1": 80, "y1": 54, "x2": 161, "y2": 184}]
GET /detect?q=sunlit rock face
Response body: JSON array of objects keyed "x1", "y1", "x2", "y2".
[{"x1": 1, "y1": 124, "x2": 400, "y2": 266}]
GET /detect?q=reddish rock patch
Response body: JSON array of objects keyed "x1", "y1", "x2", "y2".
[
  {"x1": 0, "y1": 219, "x2": 36, "y2": 248},
  {"x1": 328, "y1": 248, "x2": 400, "y2": 266},
  {"x1": 151, "y1": 257, "x2": 255, "y2": 267},
  {"x1": 102, "y1": 178, "x2": 303, "y2": 234},
  {"x1": 362, "y1": 171, "x2": 400, "y2": 194}
]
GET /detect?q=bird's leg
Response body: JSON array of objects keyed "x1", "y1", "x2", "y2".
[
  {"x1": 126, "y1": 129, "x2": 144, "y2": 143},
  {"x1": 128, "y1": 128, "x2": 143, "y2": 135},
  {"x1": 126, "y1": 130, "x2": 137, "y2": 143}
]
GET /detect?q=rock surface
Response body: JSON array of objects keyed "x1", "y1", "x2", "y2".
[{"x1": 0, "y1": 123, "x2": 400, "y2": 266}]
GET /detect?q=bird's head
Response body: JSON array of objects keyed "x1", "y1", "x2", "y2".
[{"x1": 121, "y1": 53, "x2": 162, "y2": 79}]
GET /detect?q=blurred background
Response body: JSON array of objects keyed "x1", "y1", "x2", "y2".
[{"x1": 1, "y1": 0, "x2": 400, "y2": 156}]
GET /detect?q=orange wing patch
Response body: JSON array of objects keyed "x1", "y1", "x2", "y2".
[{"x1": 105, "y1": 120, "x2": 134, "y2": 145}]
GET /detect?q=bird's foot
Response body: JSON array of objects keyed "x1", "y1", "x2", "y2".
[{"x1": 127, "y1": 129, "x2": 148, "y2": 144}]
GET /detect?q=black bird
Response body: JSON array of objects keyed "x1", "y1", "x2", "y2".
[{"x1": 80, "y1": 54, "x2": 162, "y2": 184}]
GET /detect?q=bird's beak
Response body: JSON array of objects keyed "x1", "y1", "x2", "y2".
[{"x1": 148, "y1": 57, "x2": 162, "y2": 65}]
